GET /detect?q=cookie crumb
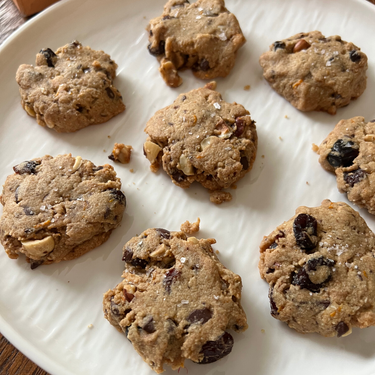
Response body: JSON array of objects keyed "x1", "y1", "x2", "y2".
[
  {"x1": 284, "y1": 115, "x2": 289, "y2": 119},
  {"x1": 107, "y1": 135, "x2": 111, "y2": 138},
  {"x1": 205, "y1": 81, "x2": 217, "y2": 90},
  {"x1": 312, "y1": 143, "x2": 319, "y2": 153},
  {"x1": 306, "y1": 181, "x2": 309, "y2": 185},
  {"x1": 243, "y1": 85, "x2": 251, "y2": 91},
  {"x1": 215, "y1": 250, "x2": 220, "y2": 254},
  {"x1": 150, "y1": 163, "x2": 159, "y2": 173},
  {"x1": 88, "y1": 324, "x2": 94, "y2": 329},
  {"x1": 279, "y1": 136, "x2": 283, "y2": 141},
  {"x1": 231, "y1": 184, "x2": 237, "y2": 190},
  {"x1": 261, "y1": 155, "x2": 265, "y2": 158},
  {"x1": 209, "y1": 190, "x2": 232, "y2": 204},
  {"x1": 130, "y1": 169, "x2": 134, "y2": 173},
  {"x1": 180, "y1": 218, "x2": 200, "y2": 234},
  {"x1": 108, "y1": 143, "x2": 132, "y2": 164},
  {"x1": 103, "y1": 149, "x2": 106, "y2": 152},
  {"x1": 261, "y1": 329, "x2": 265, "y2": 334}
]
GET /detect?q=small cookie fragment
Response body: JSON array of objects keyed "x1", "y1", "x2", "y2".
[
  {"x1": 318, "y1": 116, "x2": 375, "y2": 214},
  {"x1": 16, "y1": 41, "x2": 125, "y2": 132},
  {"x1": 0, "y1": 154, "x2": 126, "y2": 268},
  {"x1": 144, "y1": 82, "x2": 257, "y2": 202},
  {"x1": 108, "y1": 143, "x2": 133, "y2": 164},
  {"x1": 209, "y1": 190, "x2": 232, "y2": 204},
  {"x1": 259, "y1": 31, "x2": 368, "y2": 114},
  {"x1": 180, "y1": 218, "x2": 200, "y2": 234},
  {"x1": 147, "y1": 0, "x2": 246, "y2": 87},
  {"x1": 103, "y1": 227, "x2": 247, "y2": 373},
  {"x1": 259, "y1": 199, "x2": 375, "y2": 337}
]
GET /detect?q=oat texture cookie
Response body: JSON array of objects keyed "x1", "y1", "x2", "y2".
[
  {"x1": 147, "y1": 0, "x2": 246, "y2": 87},
  {"x1": 259, "y1": 199, "x2": 375, "y2": 337},
  {"x1": 0, "y1": 154, "x2": 126, "y2": 269},
  {"x1": 259, "y1": 31, "x2": 368, "y2": 114},
  {"x1": 143, "y1": 82, "x2": 257, "y2": 203},
  {"x1": 103, "y1": 227, "x2": 247, "y2": 373},
  {"x1": 16, "y1": 41, "x2": 125, "y2": 132},
  {"x1": 318, "y1": 117, "x2": 375, "y2": 214}
]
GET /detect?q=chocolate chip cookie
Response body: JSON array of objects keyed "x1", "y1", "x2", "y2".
[
  {"x1": 0, "y1": 154, "x2": 126, "y2": 269},
  {"x1": 147, "y1": 0, "x2": 246, "y2": 87},
  {"x1": 103, "y1": 227, "x2": 247, "y2": 373},
  {"x1": 259, "y1": 31, "x2": 368, "y2": 114},
  {"x1": 143, "y1": 82, "x2": 257, "y2": 202},
  {"x1": 318, "y1": 117, "x2": 375, "y2": 214},
  {"x1": 259, "y1": 199, "x2": 375, "y2": 337},
  {"x1": 16, "y1": 41, "x2": 125, "y2": 132}
]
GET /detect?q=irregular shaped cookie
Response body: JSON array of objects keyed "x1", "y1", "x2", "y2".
[
  {"x1": 147, "y1": 0, "x2": 245, "y2": 87},
  {"x1": 318, "y1": 117, "x2": 375, "y2": 214},
  {"x1": 143, "y1": 82, "x2": 257, "y2": 200},
  {"x1": 259, "y1": 199, "x2": 375, "y2": 337},
  {"x1": 259, "y1": 31, "x2": 368, "y2": 114},
  {"x1": 103, "y1": 227, "x2": 247, "y2": 373},
  {"x1": 108, "y1": 143, "x2": 132, "y2": 164},
  {"x1": 16, "y1": 41, "x2": 125, "y2": 132},
  {"x1": 0, "y1": 154, "x2": 126, "y2": 269}
]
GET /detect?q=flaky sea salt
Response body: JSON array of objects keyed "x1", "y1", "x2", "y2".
[{"x1": 213, "y1": 102, "x2": 221, "y2": 109}]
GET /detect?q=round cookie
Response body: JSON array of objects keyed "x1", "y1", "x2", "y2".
[
  {"x1": 143, "y1": 82, "x2": 257, "y2": 202},
  {"x1": 103, "y1": 227, "x2": 247, "y2": 373},
  {"x1": 259, "y1": 31, "x2": 368, "y2": 114},
  {"x1": 147, "y1": 0, "x2": 246, "y2": 87},
  {"x1": 0, "y1": 154, "x2": 126, "y2": 269},
  {"x1": 259, "y1": 200, "x2": 375, "y2": 337},
  {"x1": 318, "y1": 116, "x2": 375, "y2": 214},
  {"x1": 16, "y1": 41, "x2": 125, "y2": 133}
]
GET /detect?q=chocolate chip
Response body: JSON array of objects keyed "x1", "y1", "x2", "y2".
[
  {"x1": 187, "y1": 308, "x2": 212, "y2": 324},
  {"x1": 273, "y1": 41, "x2": 286, "y2": 51},
  {"x1": 122, "y1": 247, "x2": 133, "y2": 262},
  {"x1": 92, "y1": 166, "x2": 103, "y2": 172},
  {"x1": 293, "y1": 214, "x2": 318, "y2": 252},
  {"x1": 143, "y1": 316, "x2": 156, "y2": 333},
  {"x1": 319, "y1": 300, "x2": 331, "y2": 309},
  {"x1": 110, "y1": 299, "x2": 126, "y2": 316},
  {"x1": 76, "y1": 105, "x2": 84, "y2": 113},
  {"x1": 344, "y1": 169, "x2": 366, "y2": 187},
  {"x1": 15, "y1": 186, "x2": 20, "y2": 203},
  {"x1": 13, "y1": 161, "x2": 41, "y2": 175},
  {"x1": 24, "y1": 228, "x2": 34, "y2": 234},
  {"x1": 83, "y1": 67, "x2": 90, "y2": 73},
  {"x1": 234, "y1": 118, "x2": 245, "y2": 137},
  {"x1": 306, "y1": 257, "x2": 334, "y2": 271},
  {"x1": 70, "y1": 40, "x2": 81, "y2": 47},
  {"x1": 336, "y1": 321, "x2": 349, "y2": 337},
  {"x1": 123, "y1": 289, "x2": 134, "y2": 302},
  {"x1": 349, "y1": 50, "x2": 361, "y2": 63},
  {"x1": 181, "y1": 95, "x2": 187, "y2": 101},
  {"x1": 198, "y1": 332, "x2": 234, "y2": 364},
  {"x1": 269, "y1": 287, "x2": 278, "y2": 316},
  {"x1": 30, "y1": 259, "x2": 43, "y2": 270},
  {"x1": 268, "y1": 231, "x2": 285, "y2": 249},
  {"x1": 155, "y1": 228, "x2": 170, "y2": 239},
  {"x1": 240, "y1": 156, "x2": 249, "y2": 170},
  {"x1": 269, "y1": 243, "x2": 278, "y2": 249},
  {"x1": 327, "y1": 139, "x2": 359, "y2": 168},
  {"x1": 171, "y1": 170, "x2": 186, "y2": 182},
  {"x1": 163, "y1": 15, "x2": 171, "y2": 20},
  {"x1": 39, "y1": 48, "x2": 56, "y2": 67},
  {"x1": 108, "y1": 189, "x2": 126, "y2": 205},
  {"x1": 148, "y1": 41, "x2": 165, "y2": 56},
  {"x1": 163, "y1": 268, "x2": 180, "y2": 293},
  {"x1": 108, "y1": 154, "x2": 115, "y2": 162},
  {"x1": 131, "y1": 258, "x2": 148, "y2": 269},
  {"x1": 23, "y1": 207, "x2": 34, "y2": 216},
  {"x1": 105, "y1": 87, "x2": 115, "y2": 99},
  {"x1": 200, "y1": 59, "x2": 210, "y2": 71}
]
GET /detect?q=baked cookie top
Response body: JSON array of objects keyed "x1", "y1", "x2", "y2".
[
  {"x1": 259, "y1": 31, "x2": 368, "y2": 114},
  {"x1": 259, "y1": 200, "x2": 375, "y2": 337},
  {"x1": 143, "y1": 82, "x2": 257, "y2": 195},
  {"x1": 147, "y1": 0, "x2": 245, "y2": 87},
  {"x1": 318, "y1": 116, "x2": 375, "y2": 215},
  {"x1": 16, "y1": 41, "x2": 125, "y2": 133},
  {"x1": 0, "y1": 154, "x2": 126, "y2": 268},
  {"x1": 103, "y1": 227, "x2": 247, "y2": 373}
]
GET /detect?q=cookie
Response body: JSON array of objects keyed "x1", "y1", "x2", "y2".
[
  {"x1": 0, "y1": 154, "x2": 126, "y2": 269},
  {"x1": 103, "y1": 227, "x2": 247, "y2": 373},
  {"x1": 259, "y1": 31, "x2": 368, "y2": 114},
  {"x1": 147, "y1": 0, "x2": 245, "y2": 87},
  {"x1": 143, "y1": 82, "x2": 257, "y2": 201},
  {"x1": 259, "y1": 199, "x2": 375, "y2": 337},
  {"x1": 108, "y1": 143, "x2": 132, "y2": 164},
  {"x1": 16, "y1": 41, "x2": 125, "y2": 133},
  {"x1": 318, "y1": 117, "x2": 375, "y2": 214}
]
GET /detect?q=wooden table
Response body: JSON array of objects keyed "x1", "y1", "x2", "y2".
[{"x1": 0, "y1": 0, "x2": 375, "y2": 373}]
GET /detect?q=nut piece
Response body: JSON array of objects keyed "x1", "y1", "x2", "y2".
[
  {"x1": 204, "y1": 81, "x2": 217, "y2": 90},
  {"x1": 293, "y1": 39, "x2": 311, "y2": 53},
  {"x1": 178, "y1": 154, "x2": 194, "y2": 175},
  {"x1": 144, "y1": 141, "x2": 162, "y2": 164},
  {"x1": 201, "y1": 136, "x2": 216, "y2": 151},
  {"x1": 24, "y1": 104, "x2": 36, "y2": 117},
  {"x1": 187, "y1": 237, "x2": 199, "y2": 244},
  {"x1": 72, "y1": 156, "x2": 82, "y2": 172},
  {"x1": 108, "y1": 143, "x2": 132, "y2": 164},
  {"x1": 21, "y1": 236, "x2": 55, "y2": 257},
  {"x1": 159, "y1": 58, "x2": 183, "y2": 88}
]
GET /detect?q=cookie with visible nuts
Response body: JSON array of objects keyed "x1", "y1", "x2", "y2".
[
  {"x1": 0, "y1": 154, "x2": 126, "y2": 268},
  {"x1": 103, "y1": 226, "x2": 247, "y2": 373},
  {"x1": 143, "y1": 82, "x2": 257, "y2": 202},
  {"x1": 259, "y1": 199, "x2": 375, "y2": 337},
  {"x1": 259, "y1": 31, "x2": 368, "y2": 114},
  {"x1": 16, "y1": 41, "x2": 125, "y2": 132},
  {"x1": 147, "y1": 0, "x2": 245, "y2": 87},
  {"x1": 318, "y1": 116, "x2": 375, "y2": 214}
]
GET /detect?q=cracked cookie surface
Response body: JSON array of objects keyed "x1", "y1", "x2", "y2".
[
  {"x1": 103, "y1": 227, "x2": 247, "y2": 373},
  {"x1": 147, "y1": 0, "x2": 245, "y2": 87},
  {"x1": 318, "y1": 117, "x2": 375, "y2": 214},
  {"x1": 143, "y1": 82, "x2": 257, "y2": 199},
  {"x1": 0, "y1": 154, "x2": 126, "y2": 268},
  {"x1": 259, "y1": 200, "x2": 375, "y2": 337},
  {"x1": 16, "y1": 41, "x2": 125, "y2": 132},
  {"x1": 259, "y1": 31, "x2": 368, "y2": 114}
]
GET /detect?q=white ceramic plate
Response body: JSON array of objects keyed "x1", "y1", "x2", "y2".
[{"x1": 1, "y1": 0, "x2": 375, "y2": 374}]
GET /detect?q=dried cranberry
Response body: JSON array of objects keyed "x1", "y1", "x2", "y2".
[
  {"x1": 30, "y1": 259, "x2": 43, "y2": 270},
  {"x1": 123, "y1": 289, "x2": 134, "y2": 302},
  {"x1": 306, "y1": 257, "x2": 334, "y2": 271},
  {"x1": 39, "y1": 48, "x2": 56, "y2": 67},
  {"x1": 234, "y1": 118, "x2": 245, "y2": 137},
  {"x1": 163, "y1": 268, "x2": 180, "y2": 293},
  {"x1": 108, "y1": 189, "x2": 126, "y2": 205},
  {"x1": 155, "y1": 228, "x2": 170, "y2": 239},
  {"x1": 273, "y1": 41, "x2": 285, "y2": 51},
  {"x1": 269, "y1": 231, "x2": 285, "y2": 249},
  {"x1": 171, "y1": 170, "x2": 186, "y2": 182},
  {"x1": 198, "y1": 332, "x2": 234, "y2": 364},
  {"x1": 148, "y1": 41, "x2": 165, "y2": 56},
  {"x1": 269, "y1": 288, "x2": 278, "y2": 316},
  {"x1": 122, "y1": 248, "x2": 133, "y2": 262},
  {"x1": 336, "y1": 321, "x2": 350, "y2": 337},
  {"x1": 240, "y1": 156, "x2": 249, "y2": 170},
  {"x1": 131, "y1": 258, "x2": 148, "y2": 269},
  {"x1": 181, "y1": 95, "x2": 187, "y2": 101},
  {"x1": 187, "y1": 308, "x2": 212, "y2": 324},
  {"x1": 200, "y1": 59, "x2": 210, "y2": 71},
  {"x1": 13, "y1": 161, "x2": 41, "y2": 175},
  {"x1": 349, "y1": 50, "x2": 361, "y2": 63},
  {"x1": 344, "y1": 169, "x2": 366, "y2": 187},
  {"x1": 106, "y1": 87, "x2": 115, "y2": 99},
  {"x1": 327, "y1": 139, "x2": 359, "y2": 168},
  {"x1": 293, "y1": 214, "x2": 318, "y2": 252},
  {"x1": 143, "y1": 316, "x2": 156, "y2": 333}
]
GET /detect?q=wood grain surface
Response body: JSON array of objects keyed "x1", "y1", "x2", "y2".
[{"x1": 0, "y1": 0, "x2": 374, "y2": 374}]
